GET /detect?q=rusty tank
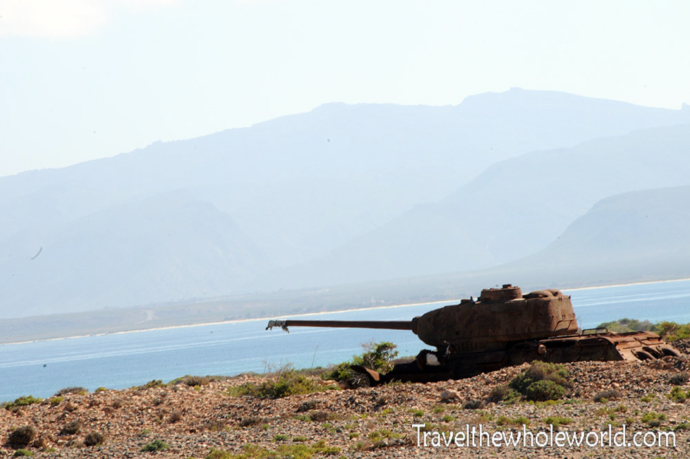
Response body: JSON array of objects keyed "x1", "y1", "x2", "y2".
[{"x1": 266, "y1": 284, "x2": 681, "y2": 384}]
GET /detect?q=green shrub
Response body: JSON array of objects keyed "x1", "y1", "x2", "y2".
[
  {"x1": 139, "y1": 380, "x2": 165, "y2": 389},
  {"x1": 651, "y1": 321, "x2": 690, "y2": 342},
  {"x1": 641, "y1": 412, "x2": 664, "y2": 426},
  {"x1": 510, "y1": 362, "x2": 570, "y2": 392},
  {"x1": 669, "y1": 386, "x2": 688, "y2": 402},
  {"x1": 229, "y1": 365, "x2": 337, "y2": 399},
  {"x1": 274, "y1": 434, "x2": 289, "y2": 441},
  {"x1": 508, "y1": 361, "x2": 570, "y2": 402},
  {"x1": 49, "y1": 396, "x2": 63, "y2": 406},
  {"x1": 544, "y1": 416, "x2": 574, "y2": 427},
  {"x1": 5, "y1": 396, "x2": 43, "y2": 410},
  {"x1": 13, "y1": 450, "x2": 33, "y2": 457},
  {"x1": 141, "y1": 439, "x2": 170, "y2": 452},
  {"x1": 497, "y1": 416, "x2": 529, "y2": 426},
  {"x1": 323, "y1": 342, "x2": 398, "y2": 382},
  {"x1": 525, "y1": 380, "x2": 565, "y2": 402}
]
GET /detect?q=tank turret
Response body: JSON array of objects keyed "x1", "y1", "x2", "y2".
[{"x1": 268, "y1": 285, "x2": 578, "y2": 353}]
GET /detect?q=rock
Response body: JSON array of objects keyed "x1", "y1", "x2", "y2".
[{"x1": 439, "y1": 389, "x2": 459, "y2": 402}]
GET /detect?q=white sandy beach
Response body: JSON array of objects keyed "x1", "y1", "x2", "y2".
[{"x1": 6, "y1": 277, "x2": 690, "y2": 346}]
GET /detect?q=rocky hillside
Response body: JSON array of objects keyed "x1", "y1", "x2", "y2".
[{"x1": 1, "y1": 344, "x2": 689, "y2": 458}]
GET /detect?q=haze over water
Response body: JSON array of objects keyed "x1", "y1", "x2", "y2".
[{"x1": 2, "y1": 279, "x2": 689, "y2": 402}]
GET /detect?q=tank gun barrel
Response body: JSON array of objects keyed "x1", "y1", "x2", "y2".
[{"x1": 266, "y1": 319, "x2": 414, "y2": 333}]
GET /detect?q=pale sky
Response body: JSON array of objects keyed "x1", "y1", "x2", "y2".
[{"x1": 1, "y1": 0, "x2": 689, "y2": 177}]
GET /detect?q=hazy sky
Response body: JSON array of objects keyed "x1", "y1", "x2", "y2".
[{"x1": 1, "y1": 0, "x2": 689, "y2": 177}]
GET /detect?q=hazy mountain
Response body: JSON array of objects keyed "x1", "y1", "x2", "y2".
[
  {"x1": 0, "y1": 191, "x2": 268, "y2": 317},
  {"x1": 2, "y1": 89, "x2": 690, "y2": 318},
  {"x1": 254, "y1": 123, "x2": 690, "y2": 290},
  {"x1": 486, "y1": 185, "x2": 690, "y2": 287}
]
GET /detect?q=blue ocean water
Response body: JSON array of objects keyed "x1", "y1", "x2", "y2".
[{"x1": 1, "y1": 279, "x2": 689, "y2": 402}]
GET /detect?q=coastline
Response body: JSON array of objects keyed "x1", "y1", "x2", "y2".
[{"x1": 4, "y1": 277, "x2": 690, "y2": 347}]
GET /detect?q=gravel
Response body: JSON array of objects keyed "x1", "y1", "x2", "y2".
[{"x1": 2, "y1": 355, "x2": 689, "y2": 458}]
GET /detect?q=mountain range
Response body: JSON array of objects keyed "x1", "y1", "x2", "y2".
[{"x1": 2, "y1": 88, "x2": 690, "y2": 319}]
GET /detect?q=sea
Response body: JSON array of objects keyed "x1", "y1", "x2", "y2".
[{"x1": 2, "y1": 279, "x2": 690, "y2": 402}]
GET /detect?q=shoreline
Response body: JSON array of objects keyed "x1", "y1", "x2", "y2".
[{"x1": 4, "y1": 277, "x2": 690, "y2": 346}]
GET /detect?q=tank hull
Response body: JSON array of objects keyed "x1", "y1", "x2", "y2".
[{"x1": 357, "y1": 331, "x2": 681, "y2": 385}]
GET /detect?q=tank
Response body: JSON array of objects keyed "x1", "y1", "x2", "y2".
[{"x1": 266, "y1": 284, "x2": 681, "y2": 384}]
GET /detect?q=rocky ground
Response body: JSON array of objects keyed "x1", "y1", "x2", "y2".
[{"x1": 2, "y1": 341, "x2": 690, "y2": 459}]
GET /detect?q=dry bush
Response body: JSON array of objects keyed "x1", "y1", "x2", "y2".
[
  {"x1": 593, "y1": 389, "x2": 623, "y2": 403},
  {"x1": 308, "y1": 411, "x2": 328, "y2": 422},
  {"x1": 239, "y1": 416, "x2": 263, "y2": 427},
  {"x1": 296, "y1": 400, "x2": 318, "y2": 412},
  {"x1": 7, "y1": 426, "x2": 36, "y2": 448},
  {"x1": 84, "y1": 431, "x2": 105, "y2": 447},
  {"x1": 60, "y1": 421, "x2": 81, "y2": 435},
  {"x1": 54, "y1": 387, "x2": 88, "y2": 396}
]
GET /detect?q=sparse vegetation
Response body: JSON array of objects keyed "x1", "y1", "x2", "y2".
[
  {"x1": 544, "y1": 416, "x2": 574, "y2": 427},
  {"x1": 641, "y1": 412, "x2": 666, "y2": 427},
  {"x1": 229, "y1": 364, "x2": 337, "y2": 399},
  {"x1": 141, "y1": 439, "x2": 170, "y2": 451},
  {"x1": 669, "y1": 386, "x2": 689, "y2": 402},
  {"x1": 674, "y1": 422, "x2": 690, "y2": 432},
  {"x1": 13, "y1": 450, "x2": 33, "y2": 457},
  {"x1": 596, "y1": 319, "x2": 690, "y2": 342},
  {"x1": 205, "y1": 440, "x2": 340, "y2": 459},
  {"x1": 496, "y1": 415, "x2": 530, "y2": 426},
  {"x1": 3, "y1": 396, "x2": 43, "y2": 411}
]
